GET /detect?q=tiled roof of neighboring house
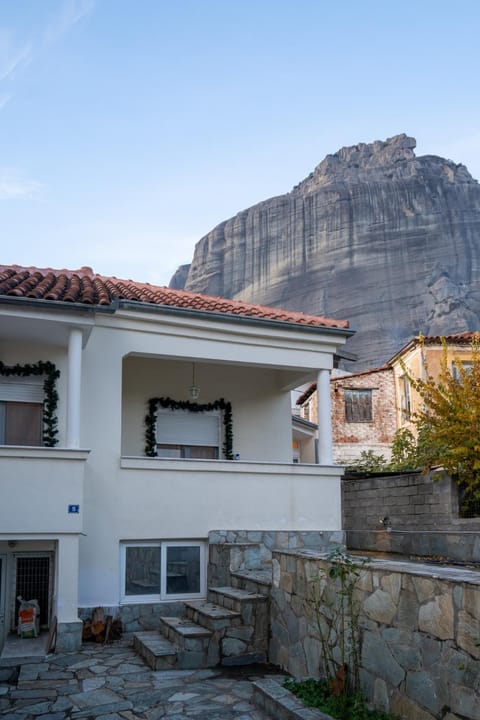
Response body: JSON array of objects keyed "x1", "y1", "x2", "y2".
[
  {"x1": 388, "y1": 331, "x2": 480, "y2": 363},
  {"x1": 417, "y1": 332, "x2": 479, "y2": 344},
  {"x1": 296, "y1": 364, "x2": 392, "y2": 405},
  {"x1": 0, "y1": 264, "x2": 350, "y2": 330}
]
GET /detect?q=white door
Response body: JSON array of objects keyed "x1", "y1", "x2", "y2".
[{"x1": 0, "y1": 554, "x2": 6, "y2": 651}]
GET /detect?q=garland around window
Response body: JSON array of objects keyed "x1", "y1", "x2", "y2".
[
  {"x1": 0, "y1": 360, "x2": 60, "y2": 447},
  {"x1": 145, "y1": 396, "x2": 233, "y2": 460}
]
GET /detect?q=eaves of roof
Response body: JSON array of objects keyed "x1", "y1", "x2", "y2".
[{"x1": 0, "y1": 264, "x2": 353, "y2": 336}]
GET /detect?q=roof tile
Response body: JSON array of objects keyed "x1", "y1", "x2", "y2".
[{"x1": 0, "y1": 263, "x2": 349, "y2": 330}]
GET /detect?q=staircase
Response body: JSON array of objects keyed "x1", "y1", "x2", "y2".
[{"x1": 133, "y1": 544, "x2": 272, "y2": 670}]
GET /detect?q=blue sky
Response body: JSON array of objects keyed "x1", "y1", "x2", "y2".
[{"x1": 1, "y1": 0, "x2": 479, "y2": 286}]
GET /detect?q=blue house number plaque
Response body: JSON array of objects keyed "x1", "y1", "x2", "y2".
[{"x1": 68, "y1": 504, "x2": 80, "y2": 514}]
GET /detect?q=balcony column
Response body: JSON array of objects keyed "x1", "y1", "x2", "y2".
[
  {"x1": 54, "y1": 535, "x2": 82, "y2": 651},
  {"x1": 316, "y1": 368, "x2": 333, "y2": 465},
  {"x1": 66, "y1": 327, "x2": 82, "y2": 449}
]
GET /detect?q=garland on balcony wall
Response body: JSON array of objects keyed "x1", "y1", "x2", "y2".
[
  {"x1": 0, "y1": 360, "x2": 60, "y2": 447},
  {"x1": 145, "y1": 396, "x2": 233, "y2": 460}
]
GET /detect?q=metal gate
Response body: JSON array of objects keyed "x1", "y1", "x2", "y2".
[{"x1": 14, "y1": 553, "x2": 52, "y2": 627}]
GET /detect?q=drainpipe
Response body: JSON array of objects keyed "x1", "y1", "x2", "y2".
[
  {"x1": 66, "y1": 327, "x2": 83, "y2": 449},
  {"x1": 317, "y1": 368, "x2": 333, "y2": 465}
]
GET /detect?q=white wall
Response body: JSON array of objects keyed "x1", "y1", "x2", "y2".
[
  {"x1": 79, "y1": 460, "x2": 342, "y2": 607},
  {"x1": 0, "y1": 449, "x2": 86, "y2": 533}
]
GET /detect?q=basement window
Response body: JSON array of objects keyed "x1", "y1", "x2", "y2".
[
  {"x1": 344, "y1": 389, "x2": 373, "y2": 423},
  {"x1": 120, "y1": 541, "x2": 206, "y2": 602}
]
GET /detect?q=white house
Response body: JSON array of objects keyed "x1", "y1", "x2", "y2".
[{"x1": 0, "y1": 263, "x2": 352, "y2": 653}]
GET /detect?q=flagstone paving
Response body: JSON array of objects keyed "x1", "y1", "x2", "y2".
[{"x1": 0, "y1": 639, "x2": 282, "y2": 719}]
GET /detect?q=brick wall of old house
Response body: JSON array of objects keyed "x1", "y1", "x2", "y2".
[
  {"x1": 332, "y1": 368, "x2": 397, "y2": 462},
  {"x1": 299, "y1": 368, "x2": 398, "y2": 463}
]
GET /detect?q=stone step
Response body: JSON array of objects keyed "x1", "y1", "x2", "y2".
[
  {"x1": 230, "y1": 568, "x2": 272, "y2": 594},
  {"x1": 184, "y1": 600, "x2": 241, "y2": 632},
  {"x1": 132, "y1": 631, "x2": 177, "y2": 671},
  {"x1": 208, "y1": 585, "x2": 268, "y2": 613},
  {"x1": 159, "y1": 616, "x2": 213, "y2": 669},
  {"x1": 160, "y1": 616, "x2": 212, "y2": 642}
]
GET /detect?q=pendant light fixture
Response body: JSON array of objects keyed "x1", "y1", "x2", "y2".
[{"x1": 189, "y1": 362, "x2": 200, "y2": 400}]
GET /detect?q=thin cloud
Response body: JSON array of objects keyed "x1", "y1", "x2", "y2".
[
  {"x1": 0, "y1": 30, "x2": 32, "y2": 82},
  {"x1": 43, "y1": 0, "x2": 95, "y2": 46},
  {"x1": 0, "y1": 93, "x2": 11, "y2": 109},
  {"x1": 0, "y1": 173, "x2": 43, "y2": 200}
]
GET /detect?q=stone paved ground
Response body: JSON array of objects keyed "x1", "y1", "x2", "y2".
[{"x1": 0, "y1": 640, "x2": 281, "y2": 720}]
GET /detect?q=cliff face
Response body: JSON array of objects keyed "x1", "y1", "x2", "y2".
[{"x1": 173, "y1": 135, "x2": 480, "y2": 369}]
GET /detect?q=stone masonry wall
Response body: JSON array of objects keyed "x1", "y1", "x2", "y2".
[
  {"x1": 78, "y1": 601, "x2": 186, "y2": 634},
  {"x1": 342, "y1": 472, "x2": 480, "y2": 563},
  {"x1": 207, "y1": 530, "x2": 345, "y2": 586},
  {"x1": 269, "y1": 549, "x2": 480, "y2": 720}
]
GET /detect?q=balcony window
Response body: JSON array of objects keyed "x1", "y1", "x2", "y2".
[
  {"x1": 155, "y1": 408, "x2": 220, "y2": 459},
  {"x1": 0, "y1": 377, "x2": 44, "y2": 446},
  {"x1": 121, "y1": 541, "x2": 206, "y2": 602}
]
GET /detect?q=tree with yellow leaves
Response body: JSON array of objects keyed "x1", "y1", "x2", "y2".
[{"x1": 403, "y1": 334, "x2": 480, "y2": 512}]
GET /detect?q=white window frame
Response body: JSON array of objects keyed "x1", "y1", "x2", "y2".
[
  {"x1": 120, "y1": 540, "x2": 207, "y2": 604},
  {"x1": 452, "y1": 361, "x2": 473, "y2": 381},
  {"x1": 155, "y1": 407, "x2": 221, "y2": 459},
  {"x1": 400, "y1": 375, "x2": 411, "y2": 422}
]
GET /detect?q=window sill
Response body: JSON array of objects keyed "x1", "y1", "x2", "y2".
[{"x1": 0, "y1": 446, "x2": 90, "y2": 460}]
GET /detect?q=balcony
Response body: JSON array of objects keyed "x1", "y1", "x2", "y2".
[
  {"x1": 118, "y1": 457, "x2": 343, "y2": 535},
  {"x1": 0, "y1": 447, "x2": 89, "y2": 534}
]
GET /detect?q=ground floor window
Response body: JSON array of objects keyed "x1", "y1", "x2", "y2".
[{"x1": 120, "y1": 541, "x2": 206, "y2": 602}]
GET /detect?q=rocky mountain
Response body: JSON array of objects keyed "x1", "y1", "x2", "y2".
[{"x1": 170, "y1": 135, "x2": 480, "y2": 369}]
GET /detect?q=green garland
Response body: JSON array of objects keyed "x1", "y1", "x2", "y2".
[
  {"x1": 145, "y1": 396, "x2": 233, "y2": 459},
  {"x1": 0, "y1": 361, "x2": 60, "y2": 447}
]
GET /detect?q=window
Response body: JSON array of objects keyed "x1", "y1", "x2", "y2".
[
  {"x1": 0, "y1": 377, "x2": 44, "y2": 446},
  {"x1": 452, "y1": 361, "x2": 473, "y2": 382},
  {"x1": 156, "y1": 408, "x2": 220, "y2": 459},
  {"x1": 399, "y1": 375, "x2": 411, "y2": 421},
  {"x1": 344, "y1": 389, "x2": 373, "y2": 422},
  {"x1": 120, "y1": 541, "x2": 206, "y2": 602}
]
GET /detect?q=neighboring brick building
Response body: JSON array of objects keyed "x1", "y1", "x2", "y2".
[
  {"x1": 297, "y1": 331, "x2": 479, "y2": 465},
  {"x1": 297, "y1": 366, "x2": 397, "y2": 463}
]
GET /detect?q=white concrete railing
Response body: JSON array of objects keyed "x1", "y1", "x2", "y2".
[
  {"x1": 0, "y1": 447, "x2": 89, "y2": 534},
  {"x1": 118, "y1": 457, "x2": 344, "y2": 534}
]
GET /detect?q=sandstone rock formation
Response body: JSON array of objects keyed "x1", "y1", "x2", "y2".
[{"x1": 171, "y1": 135, "x2": 480, "y2": 369}]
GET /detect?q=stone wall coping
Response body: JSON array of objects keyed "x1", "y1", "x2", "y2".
[
  {"x1": 252, "y1": 678, "x2": 335, "y2": 720},
  {"x1": 272, "y1": 548, "x2": 480, "y2": 585}
]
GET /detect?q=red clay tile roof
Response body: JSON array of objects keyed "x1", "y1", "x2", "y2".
[
  {"x1": 0, "y1": 264, "x2": 350, "y2": 330},
  {"x1": 420, "y1": 332, "x2": 479, "y2": 344},
  {"x1": 387, "y1": 331, "x2": 480, "y2": 363}
]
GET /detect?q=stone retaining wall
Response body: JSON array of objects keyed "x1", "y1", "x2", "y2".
[
  {"x1": 269, "y1": 549, "x2": 480, "y2": 720},
  {"x1": 78, "y1": 601, "x2": 186, "y2": 634},
  {"x1": 207, "y1": 530, "x2": 345, "y2": 586},
  {"x1": 342, "y1": 472, "x2": 480, "y2": 563}
]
